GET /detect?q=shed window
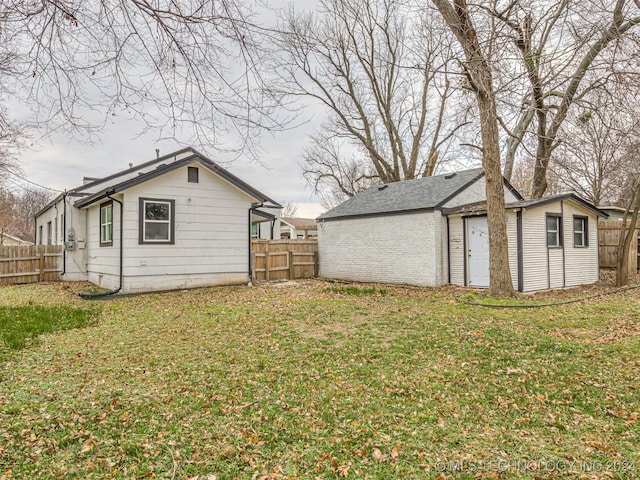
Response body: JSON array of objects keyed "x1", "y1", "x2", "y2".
[
  {"x1": 546, "y1": 214, "x2": 562, "y2": 248},
  {"x1": 139, "y1": 198, "x2": 175, "y2": 244},
  {"x1": 100, "y1": 201, "x2": 113, "y2": 246},
  {"x1": 188, "y1": 166, "x2": 199, "y2": 183},
  {"x1": 573, "y1": 216, "x2": 588, "y2": 247}
]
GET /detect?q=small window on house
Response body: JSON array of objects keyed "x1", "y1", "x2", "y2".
[
  {"x1": 188, "y1": 166, "x2": 199, "y2": 183},
  {"x1": 139, "y1": 198, "x2": 175, "y2": 244},
  {"x1": 546, "y1": 214, "x2": 562, "y2": 248},
  {"x1": 55, "y1": 217, "x2": 58, "y2": 244},
  {"x1": 573, "y1": 216, "x2": 588, "y2": 247},
  {"x1": 47, "y1": 222, "x2": 52, "y2": 245},
  {"x1": 38, "y1": 225, "x2": 43, "y2": 245},
  {"x1": 251, "y1": 223, "x2": 259, "y2": 239},
  {"x1": 100, "y1": 201, "x2": 113, "y2": 246}
]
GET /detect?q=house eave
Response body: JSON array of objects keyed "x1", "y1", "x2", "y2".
[{"x1": 318, "y1": 206, "x2": 437, "y2": 222}]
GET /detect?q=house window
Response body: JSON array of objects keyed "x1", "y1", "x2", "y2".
[
  {"x1": 573, "y1": 216, "x2": 588, "y2": 247},
  {"x1": 546, "y1": 214, "x2": 562, "y2": 248},
  {"x1": 251, "y1": 223, "x2": 259, "y2": 239},
  {"x1": 139, "y1": 198, "x2": 175, "y2": 244},
  {"x1": 188, "y1": 166, "x2": 199, "y2": 183},
  {"x1": 100, "y1": 201, "x2": 113, "y2": 246},
  {"x1": 38, "y1": 225, "x2": 43, "y2": 245},
  {"x1": 47, "y1": 222, "x2": 52, "y2": 245}
]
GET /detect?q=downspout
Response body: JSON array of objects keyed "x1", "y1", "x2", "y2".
[
  {"x1": 248, "y1": 202, "x2": 266, "y2": 281},
  {"x1": 561, "y1": 200, "x2": 566, "y2": 288},
  {"x1": 79, "y1": 193, "x2": 123, "y2": 298},
  {"x1": 62, "y1": 192, "x2": 67, "y2": 276}
]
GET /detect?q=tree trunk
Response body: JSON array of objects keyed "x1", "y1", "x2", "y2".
[
  {"x1": 478, "y1": 94, "x2": 515, "y2": 296},
  {"x1": 616, "y1": 183, "x2": 640, "y2": 287}
]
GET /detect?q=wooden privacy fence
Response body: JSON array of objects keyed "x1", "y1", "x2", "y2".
[
  {"x1": 0, "y1": 245, "x2": 63, "y2": 286},
  {"x1": 252, "y1": 239, "x2": 318, "y2": 282},
  {"x1": 599, "y1": 221, "x2": 638, "y2": 273}
]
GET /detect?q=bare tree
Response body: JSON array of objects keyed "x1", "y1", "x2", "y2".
[
  {"x1": 431, "y1": 0, "x2": 515, "y2": 296},
  {"x1": 552, "y1": 93, "x2": 640, "y2": 205},
  {"x1": 0, "y1": 0, "x2": 288, "y2": 154},
  {"x1": 275, "y1": 0, "x2": 466, "y2": 198},
  {"x1": 0, "y1": 186, "x2": 51, "y2": 242},
  {"x1": 616, "y1": 176, "x2": 640, "y2": 287},
  {"x1": 281, "y1": 201, "x2": 299, "y2": 218},
  {"x1": 488, "y1": 0, "x2": 640, "y2": 197}
]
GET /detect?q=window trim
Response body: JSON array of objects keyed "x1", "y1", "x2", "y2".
[
  {"x1": 573, "y1": 215, "x2": 589, "y2": 248},
  {"x1": 138, "y1": 198, "x2": 175, "y2": 245},
  {"x1": 100, "y1": 200, "x2": 114, "y2": 247},
  {"x1": 546, "y1": 213, "x2": 563, "y2": 248}
]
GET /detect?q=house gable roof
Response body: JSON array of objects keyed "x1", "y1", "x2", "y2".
[
  {"x1": 73, "y1": 150, "x2": 280, "y2": 209},
  {"x1": 317, "y1": 168, "x2": 486, "y2": 221}
]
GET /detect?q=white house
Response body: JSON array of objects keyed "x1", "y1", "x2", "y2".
[
  {"x1": 0, "y1": 232, "x2": 32, "y2": 246},
  {"x1": 35, "y1": 147, "x2": 281, "y2": 293},
  {"x1": 317, "y1": 169, "x2": 606, "y2": 292},
  {"x1": 280, "y1": 217, "x2": 318, "y2": 239}
]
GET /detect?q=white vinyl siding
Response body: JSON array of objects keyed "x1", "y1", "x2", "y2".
[
  {"x1": 442, "y1": 176, "x2": 521, "y2": 208},
  {"x1": 86, "y1": 164, "x2": 254, "y2": 292},
  {"x1": 563, "y1": 205, "x2": 599, "y2": 287},
  {"x1": 448, "y1": 216, "x2": 465, "y2": 286}
]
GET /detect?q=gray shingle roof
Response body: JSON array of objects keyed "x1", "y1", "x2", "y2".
[{"x1": 317, "y1": 168, "x2": 485, "y2": 221}]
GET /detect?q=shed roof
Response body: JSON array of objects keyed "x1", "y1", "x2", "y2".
[
  {"x1": 317, "y1": 168, "x2": 485, "y2": 221},
  {"x1": 442, "y1": 192, "x2": 608, "y2": 218}
]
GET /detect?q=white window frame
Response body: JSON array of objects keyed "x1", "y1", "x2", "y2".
[
  {"x1": 546, "y1": 214, "x2": 562, "y2": 248},
  {"x1": 573, "y1": 216, "x2": 588, "y2": 248},
  {"x1": 100, "y1": 201, "x2": 113, "y2": 246},
  {"x1": 139, "y1": 198, "x2": 175, "y2": 244}
]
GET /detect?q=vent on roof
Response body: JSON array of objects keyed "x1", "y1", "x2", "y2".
[
  {"x1": 445, "y1": 173, "x2": 457, "y2": 179},
  {"x1": 378, "y1": 185, "x2": 388, "y2": 191}
]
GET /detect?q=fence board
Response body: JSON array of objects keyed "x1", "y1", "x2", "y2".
[
  {"x1": 251, "y1": 239, "x2": 318, "y2": 282},
  {"x1": 598, "y1": 221, "x2": 638, "y2": 273},
  {"x1": 0, "y1": 245, "x2": 63, "y2": 286}
]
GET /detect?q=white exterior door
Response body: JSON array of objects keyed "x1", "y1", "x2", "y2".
[{"x1": 467, "y1": 216, "x2": 490, "y2": 287}]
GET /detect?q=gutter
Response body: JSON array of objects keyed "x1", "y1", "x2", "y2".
[{"x1": 79, "y1": 192, "x2": 123, "y2": 298}]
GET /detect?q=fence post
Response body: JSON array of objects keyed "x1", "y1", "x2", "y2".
[
  {"x1": 288, "y1": 250, "x2": 295, "y2": 280},
  {"x1": 39, "y1": 248, "x2": 45, "y2": 282},
  {"x1": 314, "y1": 251, "x2": 319, "y2": 277},
  {"x1": 264, "y1": 241, "x2": 270, "y2": 282}
]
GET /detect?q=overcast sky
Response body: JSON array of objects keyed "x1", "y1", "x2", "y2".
[{"x1": 12, "y1": 0, "x2": 326, "y2": 219}]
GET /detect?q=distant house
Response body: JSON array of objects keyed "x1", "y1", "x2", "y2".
[
  {"x1": 318, "y1": 169, "x2": 606, "y2": 292},
  {"x1": 596, "y1": 206, "x2": 627, "y2": 222},
  {"x1": 34, "y1": 147, "x2": 281, "y2": 293},
  {"x1": 281, "y1": 217, "x2": 318, "y2": 239},
  {"x1": 0, "y1": 232, "x2": 32, "y2": 246}
]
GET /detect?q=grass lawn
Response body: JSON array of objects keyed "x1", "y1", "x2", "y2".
[{"x1": 0, "y1": 280, "x2": 639, "y2": 479}]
